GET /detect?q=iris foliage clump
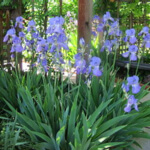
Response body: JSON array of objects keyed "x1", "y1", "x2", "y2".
[{"x1": 0, "y1": 12, "x2": 150, "y2": 150}]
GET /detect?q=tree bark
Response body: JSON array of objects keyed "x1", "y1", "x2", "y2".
[{"x1": 78, "y1": 0, "x2": 93, "y2": 61}]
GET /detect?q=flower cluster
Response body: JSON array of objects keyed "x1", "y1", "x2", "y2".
[
  {"x1": 95, "y1": 12, "x2": 122, "y2": 54},
  {"x1": 46, "y1": 16, "x2": 69, "y2": 69},
  {"x1": 139, "y1": 26, "x2": 150, "y2": 48},
  {"x1": 3, "y1": 16, "x2": 69, "y2": 72},
  {"x1": 74, "y1": 38, "x2": 102, "y2": 77},
  {"x1": 122, "y1": 75, "x2": 141, "y2": 112},
  {"x1": 64, "y1": 11, "x2": 78, "y2": 35},
  {"x1": 121, "y1": 28, "x2": 140, "y2": 61}
]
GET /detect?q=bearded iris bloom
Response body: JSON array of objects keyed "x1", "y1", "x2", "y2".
[
  {"x1": 143, "y1": 33, "x2": 150, "y2": 48},
  {"x1": 122, "y1": 45, "x2": 138, "y2": 61},
  {"x1": 15, "y1": 16, "x2": 24, "y2": 29},
  {"x1": 19, "y1": 32, "x2": 25, "y2": 38},
  {"x1": 124, "y1": 95, "x2": 138, "y2": 113},
  {"x1": 36, "y1": 38, "x2": 48, "y2": 53},
  {"x1": 103, "y1": 12, "x2": 114, "y2": 23},
  {"x1": 74, "y1": 53, "x2": 87, "y2": 74},
  {"x1": 122, "y1": 75, "x2": 141, "y2": 94},
  {"x1": 79, "y1": 38, "x2": 85, "y2": 48},
  {"x1": 122, "y1": 83, "x2": 130, "y2": 93},
  {"x1": 100, "y1": 40, "x2": 113, "y2": 53},
  {"x1": 97, "y1": 23, "x2": 104, "y2": 32},
  {"x1": 108, "y1": 21, "x2": 121, "y2": 36},
  {"x1": 124, "y1": 29, "x2": 137, "y2": 44},
  {"x1": 27, "y1": 20, "x2": 36, "y2": 32},
  {"x1": 127, "y1": 75, "x2": 141, "y2": 94},
  {"x1": 37, "y1": 54, "x2": 48, "y2": 72},
  {"x1": 138, "y1": 26, "x2": 149, "y2": 36},
  {"x1": 74, "y1": 58, "x2": 86, "y2": 74},
  {"x1": 89, "y1": 57, "x2": 102, "y2": 76},
  {"x1": 46, "y1": 16, "x2": 69, "y2": 67},
  {"x1": 10, "y1": 36, "x2": 24, "y2": 53},
  {"x1": 122, "y1": 75, "x2": 140, "y2": 113},
  {"x1": 3, "y1": 28, "x2": 16, "y2": 42}
]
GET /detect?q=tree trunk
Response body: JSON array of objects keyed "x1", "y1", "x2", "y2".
[
  {"x1": 77, "y1": 0, "x2": 93, "y2": 81},
  {"x1": 78, "y1": 0, "x2": 93, "y2": 61}
]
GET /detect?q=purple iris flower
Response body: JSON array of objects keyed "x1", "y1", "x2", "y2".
[
  {"x1": 90, "y1": 56, "x2": 101, "y2": 66},
  {"x1": 19, "y1": 32, "x2": 25, "y2": 38},
  {"x1": 122, "y1": 82, "x2": 130, "y2": 93},
  {"x1": 74, "y1": 53, "x2": 87, "y2": 74},
  {"x1": 97, "y1": 23, "x2": 104, "y2": 32},
  {"x1": 129, "y1": 45, "x2": 138, "y2": 61},
  {"x1": 127, "y1": 75, "x2": 141, "y2": 94},
  {"x1": 143, "y1": 33, "x2": 150, "y2": 48},
  {"x1": 89, "y1": 57, "x2": 102, "y2": 76},
  {"x1": 3, "y1": 28, "x2": 16, "y2": 42},
  {"x1": 122, "y1": 45, "x2": 138, "y2": 61},
  {"x1": 27, "y1": 20, "x2": 36, "y2": 32},
  {"x1": 54, "y1": 52, "x2": 65, "y2": 64},
  {"x1": 47, "y1": 36, "x2": 56, "y2": 44},
  {"x1": 74, "y1": 53, "x2": 82, "y2": 60},
  {"x1": 126, "y1": 29, "x2": 135, "y2": 36},
  {"x1": 124, "y1": 95, "x2": 138, "y2": 113},
  {"x1": 100, "y1": 40, "x2": 112, "y2": 52},
  {"x1": 124, "y1": 29, "x2": 137, "y2": 44},
  {"x1": 58, "y1": 42, "x2": 69, "y2": 50},
  {"x1": 103, "y1": 12, "x2": 114, "y2": 23},
  {"x1": 42, "y1": 58, "x2": 47, "y2": 67},
  {"x1": 47, "y1": 16, "x2": 68, "y2": 66},
  {"x1": 46, "y1": 26, "x2": 54, "y2": 34},
  {"x1": 108, "y1": 21, "x2": 120, "y2": 36},
  {"x1": 93, "y1": 15, "x2": 100, "y2": 21},
  {"x1": 49, "y1": 16, "x2": 64, "y2": 25},
  {"x1": 53, "y1": 25, "x2": 64, "y2": 34},
  {"x1": 25, "y1": 39, "x2": 34, "y2": 49},
  {"x1": 11, "y1": 36, "x2": 24, "y2": 53},
  {"x1": 50, "y1": 44, "x2": 56, "y2": 53},
  {"x1": 138, "y1": 26, "x2": 149, "y2": 36},
  {"x1": 47, "y1": 17, "x2": 65, "y2": 34},
  {"x1": 11, "y1": 54, "x2": 15, "y2": 58},
  {"x1": 75, "y1": 59, "x2": 86, "y2": 74},
  {"x1": 36, "y1": 39, "x2": 48, "y2": 52},
  {"x1": 32, "y1": 32, "x2": 39, "y2": 38},
  {"x1": 15, "y1": 16, "x2": 24, "y2": 28},
  {"x1": 92, "y1": 31, "x2": 97, "y2": 37},
  {"x1": 37, "y1": 54, "x2": 48, "y2": 72},
  {"x1": 57, "y1": 34, "x2": 67, "y2": 43},
  {"x1": 79, "y1": 38, "x2": 85, "y2": 47}
]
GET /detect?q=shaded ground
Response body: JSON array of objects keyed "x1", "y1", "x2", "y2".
[{"x1": 116, "y1": 66, "x2": 150, "y2": 85}]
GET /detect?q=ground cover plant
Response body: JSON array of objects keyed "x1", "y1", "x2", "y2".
[{"x1": 0, "y1": 12, "x2": 150, "y2": 150}]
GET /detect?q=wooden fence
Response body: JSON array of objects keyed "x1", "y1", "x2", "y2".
[{"x1": 0, "y1": 7, "x2": 11, "y2": 69}]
